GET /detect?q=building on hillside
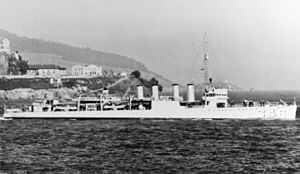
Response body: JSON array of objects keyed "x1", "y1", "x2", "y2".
[
  {"x1": 0, "y1": 39, "x2": 22, "y2": 75},
  {"x1": 120, "y1": 70, "x2": 128, "y2": 77},
  {"x1": 0, "y1": 52, "x2": 9, "y2": 75},
  {"x1": 27, "y1": 64, "x2": 66, "y2": 76},
  {"x1": 71, "y1": 64, "x2": 102, "y2": 76},
  {"x1": 0, "y1": 38, "x2": 10, "y2": 53}
]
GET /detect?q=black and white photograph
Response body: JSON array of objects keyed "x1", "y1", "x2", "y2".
[{"x1": 0, "y1": 0, "x2": 299, "y2": 173}]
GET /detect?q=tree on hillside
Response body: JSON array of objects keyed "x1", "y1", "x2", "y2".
[
  {"x1": 7, "y1": 55, "x2": 18, "y2": 75},
  {"x1": 16, "y1": 54, "x2": 28, "y2": 75},
  {"x1": 149, "y1": 77, "x2": 158, "y2": 85},
  {"x1": 130, "y1": 71, "x2": 163, "y2": 92},
  {"x1": 148, "y1": 77, "x2": 163, "y2": 92},
  {"x1": 7, "y1": 52, "x2": 28, "y2": 75},
  {"x1": 131, "y1": 70, "x2": 141, "y2": 78}
]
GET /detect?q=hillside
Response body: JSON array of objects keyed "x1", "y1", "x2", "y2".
[
  {"x1": 0, "y1": 29, "x2": 177, "y2": 89},
  {"x1": 0, "y1": 29, "x2": 241, "y2": 90},
  {"x1": 0, "y1": 29, "x2": 148, "y2": 72}
]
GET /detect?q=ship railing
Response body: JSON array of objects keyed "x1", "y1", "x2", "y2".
[
  {"x1": 229, "y1": 101, "x2": 288, "y2": 108},
  {"x1": 5, "y1": 108, "x2": 22, "y2": 113}
]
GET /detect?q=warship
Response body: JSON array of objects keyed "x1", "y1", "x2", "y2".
[{"x1": 2, "y1": 47, "x2": 297, "y2": 120}]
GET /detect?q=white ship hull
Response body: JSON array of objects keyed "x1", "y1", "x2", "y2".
[{"x1": 3, "y1": 101, "x2": 297, "y2": 120}]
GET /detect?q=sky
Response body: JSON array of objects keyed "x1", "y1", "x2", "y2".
[{"x1": 0, "y1": 0, "x2": 300, "y2": 90}]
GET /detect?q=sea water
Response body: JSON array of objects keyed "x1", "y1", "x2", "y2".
[{"x1": 1, "y1": 119, "x2": 299, "y2": 173}]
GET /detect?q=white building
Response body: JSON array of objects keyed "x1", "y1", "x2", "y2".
[
  {"x1": 27, "y1": 64, "x2": 67, "y2": 77},
  {"x1": 71, "y1": 64, "x2": 102, "y2": 76},
  {"x1": 120, "y1": 70, "x2": 128, "y2": 77},
  {"x1": 0, "y1": 38, "x2": 10, "y2": 53}
]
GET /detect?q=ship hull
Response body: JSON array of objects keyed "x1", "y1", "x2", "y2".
[{"x1": 3, "y1": 105, "x2": 297, "y2": 120}]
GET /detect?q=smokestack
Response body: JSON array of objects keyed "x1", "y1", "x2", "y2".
[
  {"x1": 172, "y1": 84, "x2": 180, "y2": 100},
  {"x1": 152, "y1": 85, "x2": 159, "y2": 100},
  {"x1": 137, "y1": 85, "x2": 144, "y2": 100},
  {"x1": 187, "y1": 84, "x2": 195, "y2": 102}
]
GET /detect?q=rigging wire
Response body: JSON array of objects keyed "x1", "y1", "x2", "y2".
[
  {"x1": 191, "y1": 33, "x2": 226, "y2": 84},
  {"x1": 191, "y1": 39, "x2": 202, "y2": 84},
  {"x1": 208, "y1": 42, "x2": 225, "y2": 81},
  {"x1": 207, "y1": 60, "x2": 221, "y2": 82},
  {"x1": 203, "y1": 33, "x2": 221, "y2": 83}
]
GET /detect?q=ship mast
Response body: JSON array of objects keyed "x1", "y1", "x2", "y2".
[{"x1": 203, "y1": 33, "x2": 209, "y2": 84}]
